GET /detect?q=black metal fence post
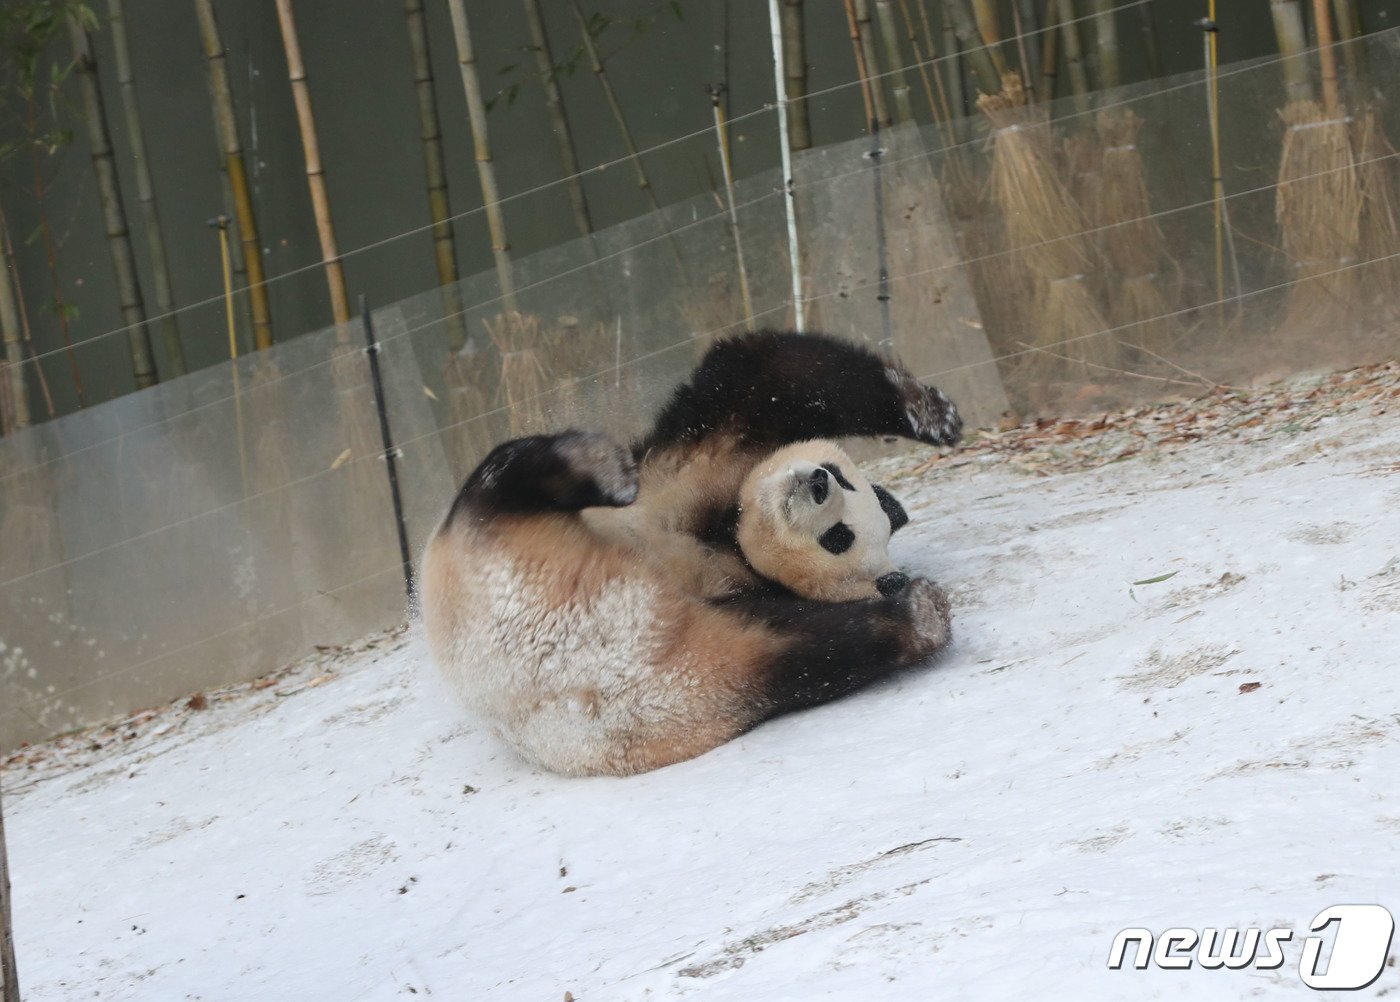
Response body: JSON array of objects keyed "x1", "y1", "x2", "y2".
[{"x1": 360, "y1": 296, "x2": 415, "y2": 602}]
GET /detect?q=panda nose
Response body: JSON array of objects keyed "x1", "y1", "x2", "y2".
[
  {"x1": 876, "y1": 572, "x2": 909, "y2": 597},
  {"x1": 808, "y1": 467, "x2": 830, "y2": 504}
]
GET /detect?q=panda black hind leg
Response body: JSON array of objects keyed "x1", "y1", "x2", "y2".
[
  {"x1": 443, "y1": 430, "x2": 637, "y2": 524},
  {"x1": 639, "y1": 329, "x2": 963, "y2": 454},
  {"x1": 721, "y1": 576, "x2": 953, "y2": 720}
]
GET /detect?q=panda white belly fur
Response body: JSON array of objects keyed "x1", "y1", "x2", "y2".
[{"x1": 421, "y1": 518, "x2": 761, "y2": 776}]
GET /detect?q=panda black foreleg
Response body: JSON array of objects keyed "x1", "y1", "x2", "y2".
[
  {"x1": 444, "y1": 430, "x2": 638, "y2": 522},
  {"x1": 729, "y1": 577, "x2": 952, "y2": 719},
  {"x1": 640, "y1": 330, "x2": 962, "y2": 453}
]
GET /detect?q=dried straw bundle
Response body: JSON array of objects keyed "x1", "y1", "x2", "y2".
[
  {"x1": 1092, "y1": 108, "x2": 1179, "y2": 350},
  {"x1": 941, "y1": 150, "x2": 1035, "y2": 362},
  {"x1": 1275, "y1": 100, "x2": 1362, "y2": 333},
  {"x1": 1353, "y1": 105, "x2": 1400, "y2": 304},
  {"x1": 483, "y1": 311, "x2": 552, "y2": 437},
  {"x1": 977, "y1": 73, "x2": 1113, "y2": 378},
  {"x1": 542, "y1": 315, "x2": 614, "y2": 427}
]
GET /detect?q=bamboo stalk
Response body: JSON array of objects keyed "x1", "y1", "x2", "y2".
[
  {"x1": 0, "y1": 207, "x2": 55, "y2": 420},
  {"x1": 522, "y1": 0, "x2": 594, "y2": 238},
  {"x1": 708, "y1": 85, "x2": 753, "y2": 326},
  {"x1": 899, "y1": 0, "x2": 954, "y2": 142},
  {"x1": 937, "y1": 0, "x2": 967, "y2": 119},
  {"x1": 0, "y1": 229, "x2": 27, "y2": 432},
  {"x1": 1092, "y1": 0, "x2": 1119, "y2": 90},
  {"x1": 1330, "y1": 0, "x2": 1368, "y2": 84},
  {"x1": 403, "y1": 0, "x2": 458, "y2": 288},
  {"x1": 447, "y1": 0, "x2": 517, "y2": 311},
  {"x1": 108, "y1": 0, "x2": 185, "y2": 376},
  {"x1": 1312, "y1": 0, "x2": 1341, "y2": 117},
  {"x1": 852, "y1": 0, "x2": 891, "y2": 126},
  {"x1": 1057, "y1": 0, "x2": 1090, "y2": 105},
  {"x1": 67, "y1": 13, "x2": 157, "y2": 389},
  {"x1": 780, "y1": 0, "x2": 812, "y2": 149},
  {"x1": 970, "y1": 0, "x2": 1009, "y2": 74},
  {"x1": 274, "y1": 0, "x2": 350, "y2": 328},
  {"x1": 1270, "y1": 0, "x2": 1314, "y2": 103},
  {"x1": 1015, "y1": 0, "x2": 1041, "y2": 83},
  {"x1": 27, "y1": 99, "x2": 85, "y2": 406},
  {"x1": 403, "y1": 0, "x2": 467, "y2": 352},
  {"x1": 568, "y1": 0, "x2": 663, "y2": 215},
  {"x1": 1041, "y1": 0, "x2": 1060, "y2": 102},
  {"x1": 842, "y1": 0, "x2": 877, "y2": 128},
  {"x1": 943, "y1": 0, "x2": 1002, "y2": 96},
  {"x1": 1137, "y1": 0, "x2": 1163, "y2": 79},
  {"x1": 873, "y1": 0, "x2": 914, "y2": 123},
  {"x1": 195, "y1": 0, "x2": 274, "y2": 350}
]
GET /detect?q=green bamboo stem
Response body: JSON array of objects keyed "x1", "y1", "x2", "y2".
[
  {"x1": 567, "y1": 0, "x2": 662, "y2": 215},
  {"x1": 780, "y1": 0, "x2": 812, "y2": 149},
  {"x1": 942, "y1": 0, "x2": 1001, "y2": 96},
  {"x1": 404, "y1": 0, "x2": 458, "y2": 284},
  {"x1": 938, "y1": 0, "x2": 967, "y2": 120},
  {"x1": 851, "y1": 0, "x2": 891, "y2": 126},
  {"x1": 1270, "y1": 0, "x2": 1314, "y2": 103},
  {"x1": 899, "y1": 0, "x2": 955, "y2": 142},
  {"x1": 1312, "y1": 0, "x2": 1340, "y2": 115},
  {"x1": 0, "y1": 204, "x2": 56, "y2": 420},
  {"x1": 67, "y1": 13, "x2": 157, "y2": 389},
  {"x1": 195, "y1": 0, "x2": 274, "y2": 350},
  {"x1": 1092, "y1": 0, "x2": 1119, "y2": 90},
  {"x1": 274, "y1": 0, "x2": 350, "y2": 327},
  {"x1": 447, "y1": 0, "x2": 517, "y2": 311},
  {"x1": 522, "y1": 0, "x2": 594, "y2": 238},
  {"x1": 1137, "y1": 0, "x2": 1163, "y2": 79},
  {"x1": 0, "y1": 229, "x2": 27, "y2": 432},
  {"x1": 970, "y1": 0, "x2": 1009, "y2": 74},
  {"x1": 1041, "y1": 0, "x2": 1060, "y2": 101},
  {"x1": 1330, "y1": 0, "x2": 1367, "y2": 83},
  {"x1": 1014, "y1": 0, "x2": 1041, "y2": 83},
  {"x1": 108, "y1": 0, "x2": 185, "y2": 376},
  {"x1": 402, "y1": 0, "x2": 466, "y2": 351},
  {"x1": 873, "y1": 0, "x2": 914, "y2": 123},
  {"x1": 1057, "y1": 0, "x2": 1090, "y2": 104}
]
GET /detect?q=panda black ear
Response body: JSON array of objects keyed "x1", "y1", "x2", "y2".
[{"x1": 871, "y1": 483, "x2": 909, "y2": 533}]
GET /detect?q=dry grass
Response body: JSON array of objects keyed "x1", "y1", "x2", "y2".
[
  {"x1": 1091, "y1": 108, "x2": 1180, "y2": 352},
  {"x1": 977, "y1": 73, "x2": 1113, "y2": 378},
  {"x1": 1275, "y1": 99, "x2": 1363, "y2": 334}
]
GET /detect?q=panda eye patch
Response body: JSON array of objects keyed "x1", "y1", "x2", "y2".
[
  {"x1": 821, "y1": 463, "x2": 857, "y2": 492},
  {"x1": 819, "y1": 521, "x2": 855, "y2": 554}
]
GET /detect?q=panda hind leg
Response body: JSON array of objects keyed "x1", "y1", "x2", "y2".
[
  {"x1": 445, "y1": 430, "x2": 638, "y2": 522},
  {"x1": 727, "y1": 576, "x2": 953, "y2": 721}
]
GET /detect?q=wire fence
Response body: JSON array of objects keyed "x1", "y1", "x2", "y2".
[{"x1": 2, "y1": 27, "x2": 1398, "y2": 750}]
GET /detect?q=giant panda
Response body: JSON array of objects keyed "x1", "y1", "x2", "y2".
[{"x1": 420, "y1": 330, "x2": 962, "y2": 776}]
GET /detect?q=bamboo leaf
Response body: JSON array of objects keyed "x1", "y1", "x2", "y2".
[
  {"x1": 1131, "y1": 571, "x2": 1179, "y2": 586},
  {"x1": 670, "y1": 1, "x2": 684, "y2": 20},
  {"x1": 330, "y1": 448, "x2": 352, "y2": 470}
]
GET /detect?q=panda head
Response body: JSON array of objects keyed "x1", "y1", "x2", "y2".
[{"x1": 736, "y1": 440, "x2": 912, "y2": 602}]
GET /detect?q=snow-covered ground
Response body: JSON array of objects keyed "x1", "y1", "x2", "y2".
[{"x1": 5, "y1": 366, "x2": 1400, "y2": 1001}]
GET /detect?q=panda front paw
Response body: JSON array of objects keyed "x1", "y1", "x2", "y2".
[
  {"x1": 901, "y1": 577, "x2": 952, "y2": 656},
  {"x1": 554, "y1": 430, "x2": 639, "y2": 508}
]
